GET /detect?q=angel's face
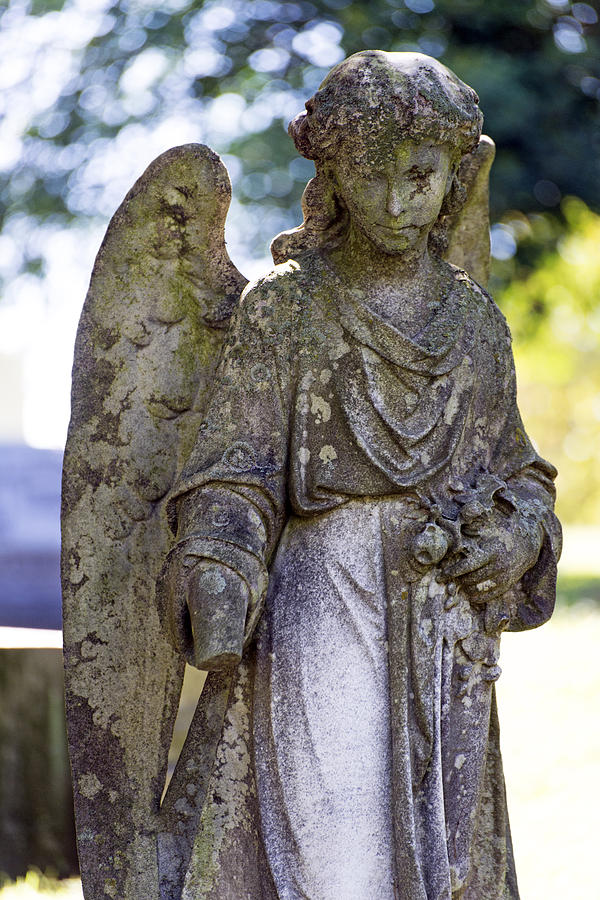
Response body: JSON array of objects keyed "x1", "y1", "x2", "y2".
[{"x1": 331, "y1": 138, "x2": 455, "y2": 254}]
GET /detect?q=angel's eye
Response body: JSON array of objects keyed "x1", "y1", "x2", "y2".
[{"x1": 407, "y1": 165, "x2": 435, "y2": 179}]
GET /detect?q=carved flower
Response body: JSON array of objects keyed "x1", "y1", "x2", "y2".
[{"x1": 250, "y1": 362, "x2": 269, "y2": 383}]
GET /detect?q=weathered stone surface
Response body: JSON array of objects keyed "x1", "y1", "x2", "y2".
[{"x1": 64, "y1": 51, "x2": 560, "y2": 899}]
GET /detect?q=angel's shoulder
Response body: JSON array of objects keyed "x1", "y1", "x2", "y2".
[
  {"x1": 238, "y1": 257, "x2": 317, "y2": 324},
  {"x1": 446, "y1": 261, "x2": 513, "y2": 346}
]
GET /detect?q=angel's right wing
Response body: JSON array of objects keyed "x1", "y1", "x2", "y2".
[{"x1": 62, "y1": 144, "x2": 247, "y2": 900}]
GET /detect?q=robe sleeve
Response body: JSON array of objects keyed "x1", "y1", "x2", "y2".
[
  {"x1": 487, "y1": 305, "x2": 562, "y2": 631},
  {"x1": 164, "y1": 280, "x2": 292, "y2": 616}
]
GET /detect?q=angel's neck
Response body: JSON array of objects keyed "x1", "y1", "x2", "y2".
[{"x1": 328, "y1": 222, "x2": 436, "y2": 292}]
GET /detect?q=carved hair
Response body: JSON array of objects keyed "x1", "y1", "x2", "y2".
[{"x1": 271, "y1": 51, "x2": 483, "y2": 263}]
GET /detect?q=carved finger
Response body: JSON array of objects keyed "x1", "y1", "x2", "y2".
[
  {"x1": 457, "y1": 561, "x2": 499, "y2": 589},
  {"x1": 443, "y1": 549, "x2": 493, "y2": 578},
  {"x1": 479, "y1": 584, "x2": 512, "y2": 603}
]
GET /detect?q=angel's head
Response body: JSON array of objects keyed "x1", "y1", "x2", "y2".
[{"x1": 271, "y1": 51, "x2": 483, "y2": 262}]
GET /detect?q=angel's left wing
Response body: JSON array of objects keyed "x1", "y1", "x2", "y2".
[
  {"x1": 444, "y1": 134, "x2": 496, "y2": 288},
  {"x1": 62, "y1": 144, "x2": 247, "y2": 900}
]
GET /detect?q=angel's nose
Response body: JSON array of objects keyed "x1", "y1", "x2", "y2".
[{"x1": 386, "y1": 183, "x2": 403, "y2": 218}]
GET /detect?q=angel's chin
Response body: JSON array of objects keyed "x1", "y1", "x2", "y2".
[{"x1": 370, "y1": 227, "x2": 422, "y2": 254}]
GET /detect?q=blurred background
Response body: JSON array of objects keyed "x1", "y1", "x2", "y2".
[{"x1": 0, "y1": 0, "x2": 598, "y2": 897}]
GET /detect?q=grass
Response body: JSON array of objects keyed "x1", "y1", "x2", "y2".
[
  {"x1": 498, "y1": 598, "x2": 600, "y2": 899},
  {"x1": 556, "y1": 572, "x2": 600, "y2": 608},
  {"x1": 0, "y1": 873, "x2": 81, "y2": 898}
]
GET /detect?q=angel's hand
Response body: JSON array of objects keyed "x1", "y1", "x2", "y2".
[
  {"x1": 441, "y1": 507, "x2": 542, "y2": 604},
  {"x1": 157, "y1": 548, "x2": 250, "y2": 672}
]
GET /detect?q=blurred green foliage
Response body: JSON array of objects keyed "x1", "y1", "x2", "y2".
[
  {"x1": 1, "y1": 0, "x2": 599, "y2": 276},
  {"x1": 498, "y1": 198, "x2": 600, "y2": 523}
]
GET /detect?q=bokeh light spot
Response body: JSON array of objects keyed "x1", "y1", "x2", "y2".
[{"x1": 490, "y1": 224, "x2": 517, "y2": 260}]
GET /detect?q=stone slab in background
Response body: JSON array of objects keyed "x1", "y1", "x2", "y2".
[
  {"x1": 0, "y1": 639, "x2": 78, "y2": 880},
  {"x1": 0, "y1": 444, "x2": 76, "y2": 878},
  {"x1": 0, "y1": 445, "x2": 62, "y2": 630}
]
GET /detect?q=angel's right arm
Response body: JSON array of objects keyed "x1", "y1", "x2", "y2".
[{"x1": 158, "y1": 279, "x2": 293, "y2": 664}]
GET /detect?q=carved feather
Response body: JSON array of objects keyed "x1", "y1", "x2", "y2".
[
  {"x1": 62, "y1": 144, "x2": 247, "y2": 900},
  {"x1": 444, "y1": 134, "x2": 496, "y2": 288}
]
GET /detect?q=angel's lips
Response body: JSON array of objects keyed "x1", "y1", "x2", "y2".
[{"x1": 375, "y1": 223, "x2": 420, "y2": 234}]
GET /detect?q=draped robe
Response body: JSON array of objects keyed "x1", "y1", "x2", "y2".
[{"x1": 166, "y1": 252, "x2": 560, "y2": 900}]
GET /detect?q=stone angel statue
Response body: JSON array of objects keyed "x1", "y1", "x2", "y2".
[{"x1": 62, "y1": 51, "x2": 561, "y2": 900}]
